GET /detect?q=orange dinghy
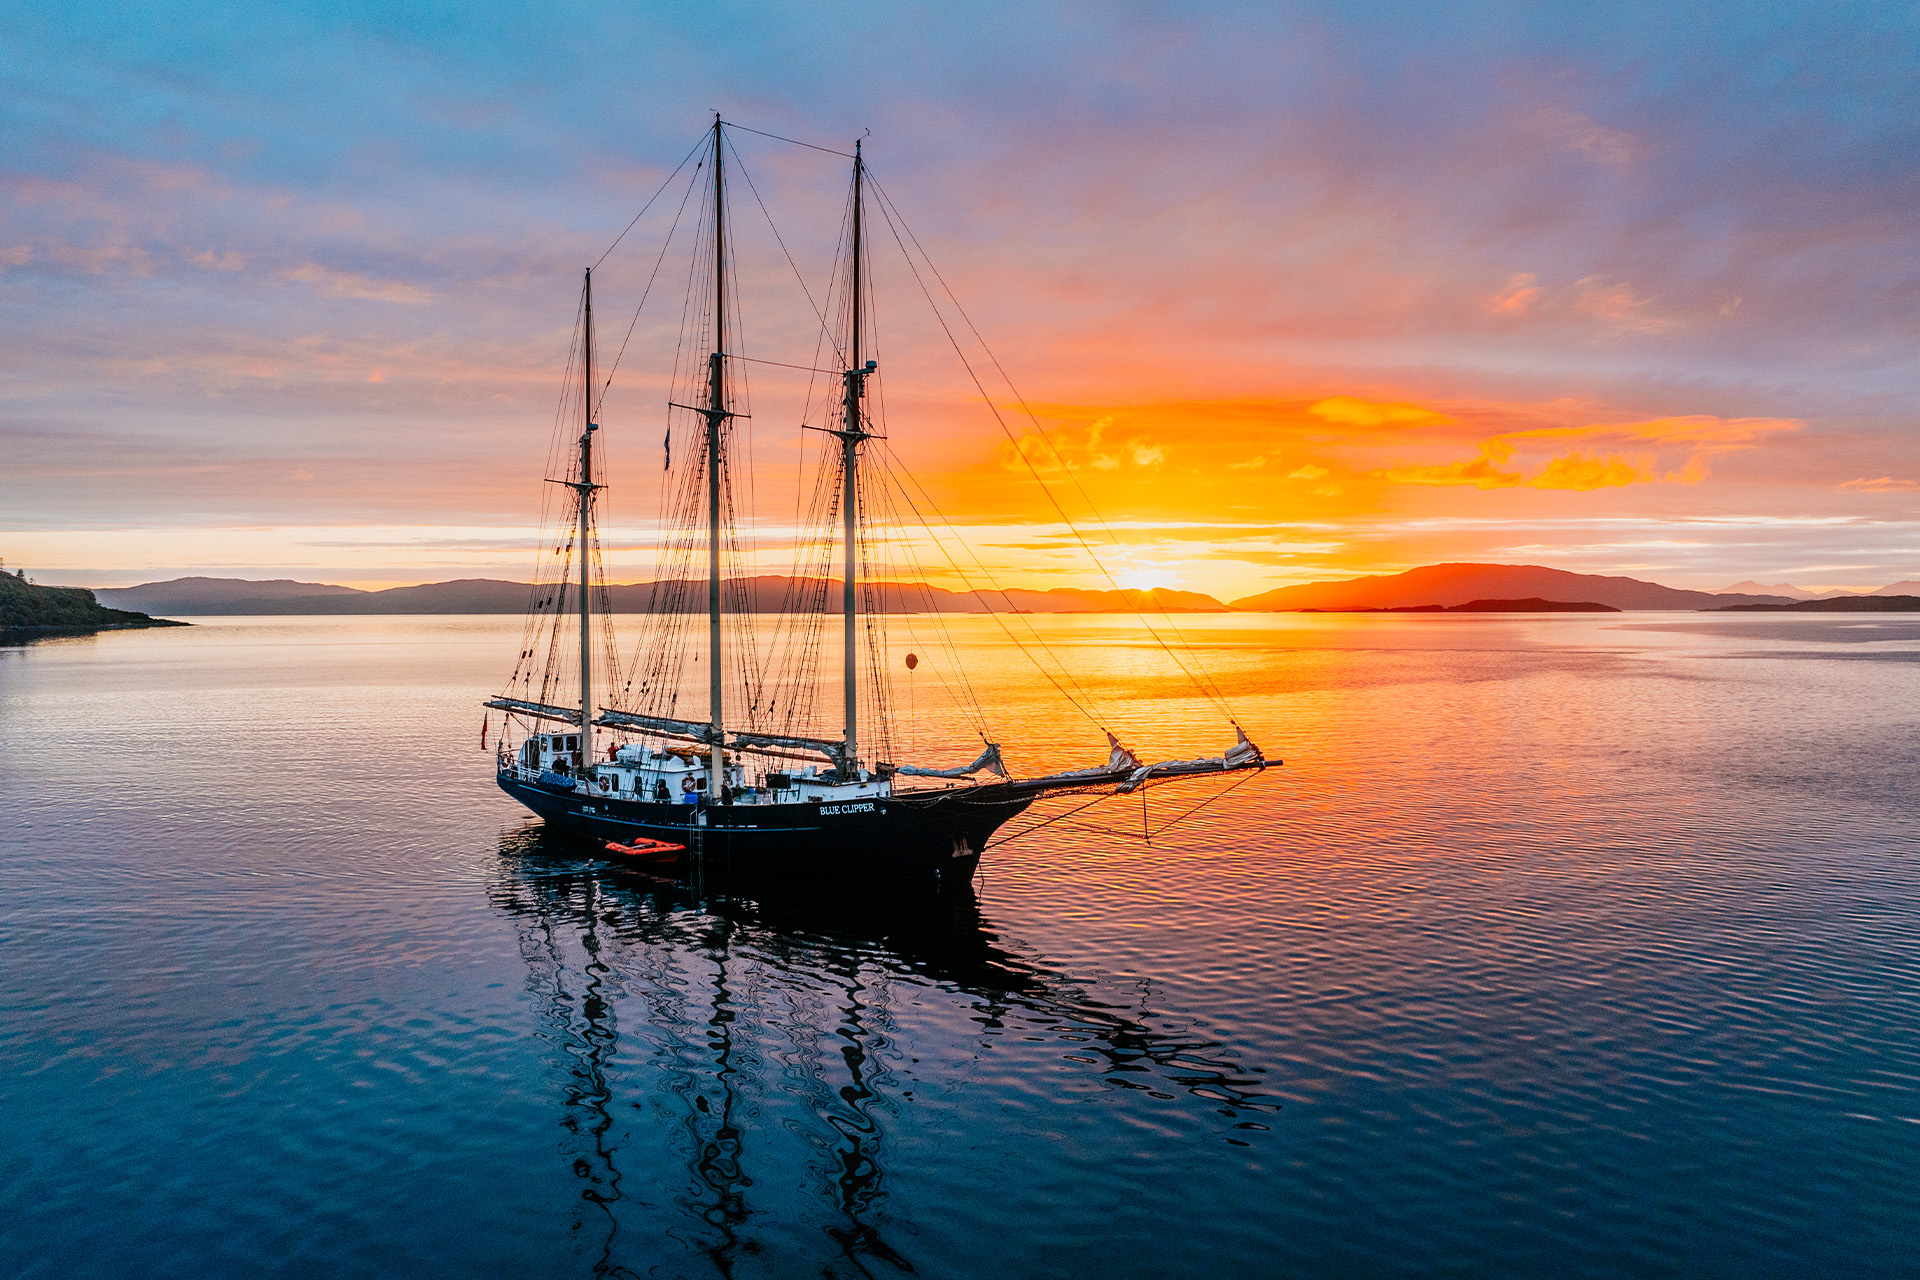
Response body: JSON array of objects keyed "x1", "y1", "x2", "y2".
[{"x1": 603, "y1": 837, "x2": 687, "y2": 866}]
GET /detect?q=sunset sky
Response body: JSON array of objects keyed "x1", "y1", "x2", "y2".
[{"x1": 4, "y1": 1, "x2": 1919, "y2": 599}]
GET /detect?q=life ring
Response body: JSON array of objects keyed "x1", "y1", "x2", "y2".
[{"x1": 597, "y1": 776, "x2": 611, "y2": 791}]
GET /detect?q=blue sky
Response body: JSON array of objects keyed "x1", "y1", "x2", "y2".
[{"x1": 4, "y1": 0, "x2": 1919, "y2": 592}]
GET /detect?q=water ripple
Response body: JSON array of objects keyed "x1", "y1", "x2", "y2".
[{"x1": 2, "y1": 615, "x2": 1918, "y2": 1277}]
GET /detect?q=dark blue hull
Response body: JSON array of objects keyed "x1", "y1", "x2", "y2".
[{"x1": 498, "y1": 771, "x2": 1034, "y2": 880}]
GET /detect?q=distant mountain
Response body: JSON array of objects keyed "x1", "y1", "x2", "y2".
[
  {"x1": 96, "y1": 577, "x2": 366, "y2": 613},
  {"x1": 1231, "y1": 563, "x2": 1792, "y2": 612},
  {"x1": 88, "y1": 575, "x2": 1230, "y2": 616},
  {"x1": 986, "y1": 585, "x2": 1227, "y2": 614},
  {"x1": 1714, "y1": 578, "x2": 1920, "y2": 600},
  {"x1": 1714, "y1": 580, "x2": 1821, "y2": 600},
  {"x1": 1719, "y1": 595, "x2": 1920, "y2": 613}
]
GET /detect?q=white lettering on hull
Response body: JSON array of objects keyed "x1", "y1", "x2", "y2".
[{"x1": 819, "y1": 802, "x2": 877, "y2": 817}]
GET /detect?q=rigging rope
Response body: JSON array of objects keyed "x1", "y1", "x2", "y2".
[
  {"x1": 596, "y1": 158, "x2": 703, "y2": 418},
  {"x1": 874, "y1": 440, "x2": 1109, "y2": 729},
  {"x1": 592, "y1": 134, "x2": 708, "y2": 270},
  {"x1": 721, "y1": 121, "x2": 856, "y2": 159},
  {"x1": 867, "y1": 176, "x2": 1242, "y2": 727},
  {"x1": 726, "y1": 133, "x2": 843, "y2": 367}
]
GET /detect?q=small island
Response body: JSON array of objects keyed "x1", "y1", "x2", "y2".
[
  {"x1": 1715, "y1": 595, "x2": 1920, "y2": 613},
  {"x1": 0, "y1": 570, "x2": 188, "y2": 638}
]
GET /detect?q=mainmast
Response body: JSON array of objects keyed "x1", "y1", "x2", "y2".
[
  {"x1": 575, "y1": 269, "x2": 601, "y2": 766},
  {"x1": 705, "y1": 117, "x2": 728, "y2": 794},
  {"x1": 839, "y1": 141, "x2": 875, "y2": 779}
]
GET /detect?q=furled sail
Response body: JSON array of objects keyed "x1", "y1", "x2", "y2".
[
  {"x1": 1005, "y1": 733, "x2": 1142, "y2": 789},
  {"x1": 1116, "y1": 727, "x2": 1269, "y2": 793},
  {"x1": 896, "y1": 742, "x2": 1009, "y2": 779},
  {"x1": 1224, "y1": 725, "x2": 1262, "y2": 769},
  {"x1": 485, "y1": 697, "x2": 585, "y2": 727},
  {"x1": 731, "y1": 731, "x2": 847, "y2": 766},
  {"x1": 594, "y1": 709, "x2": 718, "y2": 743}
]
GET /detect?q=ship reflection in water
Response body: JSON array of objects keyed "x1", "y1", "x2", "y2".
[{"x1": 489, "y1": 825, "x2": 1274, "y2": 1277}]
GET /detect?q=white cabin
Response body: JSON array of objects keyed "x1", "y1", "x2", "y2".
[{"x1": 505, "y1": 731, "x2": 892, "y2": 806}]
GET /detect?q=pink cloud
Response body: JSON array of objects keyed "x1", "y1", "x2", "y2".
[
  {"x1": 285, "y1": 263, "x2": 433, "y2": 305},
  {"x1": 1484, "y1": 273, "x2": 1542, "y2": 316},
  {"x1": 1839, "y1": 476, "x2": 1920, "y2": 493}
]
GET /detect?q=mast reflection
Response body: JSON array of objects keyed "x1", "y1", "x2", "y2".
[{"x1": 488, "y1": 825, "x2": 1274, "y2": 1276}]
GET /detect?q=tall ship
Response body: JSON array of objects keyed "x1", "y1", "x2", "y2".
[{"x1": 487, "y1": 118, "x2": 1269, "y2": 880}]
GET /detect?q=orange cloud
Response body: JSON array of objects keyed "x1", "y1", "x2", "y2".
[
  {"x1": 1529, "y1": 452, "x2": 1651, "y2": 490},
  {"x1": 1368, "y1": 414, "x2": 1798, "y2": 491},
  {"x1": 955, "y1": 396, "x2": 1802, "y2": 538},
  {"x1": 1381, "y1": 439, "x2": 1522, "y2": 489},
  {"x1": 1307, "y1": 396, "x2": 1452, "y2": 428}
]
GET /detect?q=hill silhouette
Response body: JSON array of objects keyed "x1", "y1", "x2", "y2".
[
  {"x1": 1717, "y1": 595, "x2": 1920, "y2": 613},
  {"x1": 1231, "y1": 563, "x2": 1790, "y2": 612},
  {"x1": 1299, "y1": 597, "x2": 1619, "y2": 614},
  {"x1": 1, "y1": 572, "x2": 185, "y2": 633},
  {"x1": 1448, "y1": 597, "x2": 1619, "y2": 612},
  {"x1": 1713, "y1": 579, "x2": 1920, "y2": 600},
  {"x1": 96, "y1": 576, "x2": 367, "y2": 608}
]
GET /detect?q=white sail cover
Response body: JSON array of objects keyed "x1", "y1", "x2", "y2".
[
  {"x1": 1224, "y1": 724, "x2": 1262, "y2": 768},
  {"x1": 1012, "y1": 733, "x2": 1141, "y2": 788},
  {"x1": 896, "y1": 742, "x2": 1009, "y2": 779},
  {"x1": 1118, "y1": 726, "x2": 1267, "y2": 792}
]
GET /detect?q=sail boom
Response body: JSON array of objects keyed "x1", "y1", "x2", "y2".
[
  {"x1": 595, "y1": 709, "x2": 719, "y2": 744},
  {"x1": 486, "y1": 697, "x2": 586, "y2": 727},
  {"x1": 1003, "y1": 729, "x2": 1270, "y2": 797},
  {"x1": 896, "y1": 742, "x2": 1007, "y2": 779},
  {"x1": 731, "y1": 731, "x2": 846, "y2": 766},
  {"x1": 997, "y1": 756, "x2": 1265, "y2": 800}
]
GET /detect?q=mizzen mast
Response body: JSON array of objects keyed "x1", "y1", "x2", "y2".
[{"x1": 838, "y1": 139, "x2": 875, "y2": 779}]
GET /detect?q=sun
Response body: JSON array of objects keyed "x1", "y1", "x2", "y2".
[{"x1": 1116, "y1": 567, "x2": 1177, "y2": 593}]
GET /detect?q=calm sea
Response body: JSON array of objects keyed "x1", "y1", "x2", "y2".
[{"x1": 3, "y1": 613, "x2": 1917, "y2": 1278}]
